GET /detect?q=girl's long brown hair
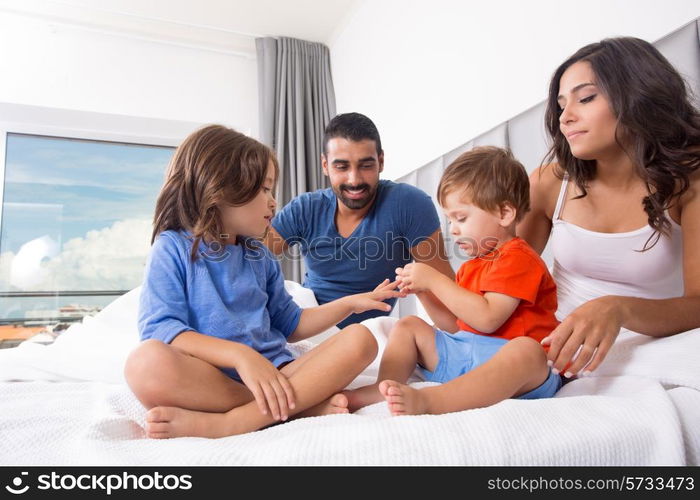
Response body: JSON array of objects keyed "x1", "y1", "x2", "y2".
[
  {"x1": 543, "y1": 37, "x2": 700, "y2": 250},
  {"x1": 152, "y1": 125, "x2": 278, "y2": 260}
]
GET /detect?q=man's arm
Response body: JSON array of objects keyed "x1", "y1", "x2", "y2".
[
  {"x1": 265, "y1": 194, "x2": 307, "y2": 256},
  {"x1": 263, "y1": 226, "x2": 289, "y2": 256},
  {"x1": 410, "y1": 229, "x2": 455, "y2": 279}
]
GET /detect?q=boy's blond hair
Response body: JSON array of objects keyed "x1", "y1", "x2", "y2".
[{"x1": 437, "y1": 146, "x2": 530, "y2": 223}]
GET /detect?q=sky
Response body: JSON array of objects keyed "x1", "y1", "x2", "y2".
[{"x1": 0, "y1": 133, "x2": 174, "y2": 297}]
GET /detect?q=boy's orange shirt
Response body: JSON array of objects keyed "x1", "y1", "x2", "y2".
[{"x1": 455, "y1": 237, "x2": 559, "y2": 343}]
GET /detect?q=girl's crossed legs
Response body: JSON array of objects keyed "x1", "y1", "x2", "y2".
[{"x1": 124, "y1": 323, "x2": 377, "y2": 438}]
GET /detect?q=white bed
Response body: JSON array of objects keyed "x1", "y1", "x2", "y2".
[{"x1": 1, "y1": 283, "x2": 699, "y2": 466}]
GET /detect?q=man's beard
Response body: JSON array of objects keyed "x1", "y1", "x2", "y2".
[{"x1": 334, "y1": 182, "x2": 377, "y2": 209}]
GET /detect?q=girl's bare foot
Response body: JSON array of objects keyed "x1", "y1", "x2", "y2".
[
  {"x1": 379, "y1": 380, "x2": 429, "y2": 416},
  {"x1": 145, "y1": 393, "x2": 354, "y2": 438},
  {"x1": 145, "y1": 406, "x2": 245, "y2": 439},
  {"x1": 343, "y1": 383, "x2": 385, "y2": 411},
  {"x1": 296, "y1": 393, "x2": 349, "y2": 418}
]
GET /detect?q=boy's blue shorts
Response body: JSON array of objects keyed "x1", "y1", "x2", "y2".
[{"x1": 419, "y1": 329, "x2": 562, "y2": 400}]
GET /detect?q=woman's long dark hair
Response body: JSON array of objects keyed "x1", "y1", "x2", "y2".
[
  {"x1": 152, "y1": 125, "x2": 278, "y2": 260},
  {"x1": 543, "y1": 37, "x2": 700, "y2": 250}
]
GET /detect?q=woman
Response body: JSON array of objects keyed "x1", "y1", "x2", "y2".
[{"x1": 518, "y1": 37, "x2": 700, "y2": 378}]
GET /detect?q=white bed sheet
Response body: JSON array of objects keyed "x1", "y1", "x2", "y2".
[{"x1": 1, "y1": 285, "x2": 699, "y2": 465}]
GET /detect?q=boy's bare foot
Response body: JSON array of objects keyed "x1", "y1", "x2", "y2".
[
  {"x1": 379, "y1": 380, "x2": 429, "y2": 416},
  {"x1": 145, "y1": 406, "x2": 245, "y2": 439},
  {"x1": 343, "y1": 383, "x2": 385, "y2": 411},
  {"x1": 296, "y1": 393, "x2": 350, "y2": 418}
]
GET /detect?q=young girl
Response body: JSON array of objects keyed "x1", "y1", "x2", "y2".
[
  {"x1": 519, "y1": 37, "x2": 700, "y2": 376},
  {"x1": 124, "y1": 125, "x2": 402, "y2": 439}
]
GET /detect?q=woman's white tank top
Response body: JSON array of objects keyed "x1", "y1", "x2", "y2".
[{"x1": 550, "y1": 174, "x2": 684, "y2": 321}]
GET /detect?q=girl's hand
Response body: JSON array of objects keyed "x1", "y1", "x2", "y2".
[
  {"x1": 347, "y1": 279, "x2": 405, "y2": 314},
  {"x1": 235, "y1": 347, "x2": 296, "y2": 421},
  {"x1": 541, "y1": 296, "x2": 623, "y2": 377},
  {"x1": 395, "y1": 263, "x2": 435, "y2": 293}
]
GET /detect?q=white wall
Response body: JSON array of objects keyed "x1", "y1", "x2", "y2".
[
  {"x1": 330, "y1": 0, "x2": 700, "y2": 180},
  {"x1": 0, "y1": 10, "x2": 258, "y2": 137}
]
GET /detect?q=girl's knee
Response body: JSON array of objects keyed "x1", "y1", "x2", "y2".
[
  {"x1": 125, "y1": 340, "x2": 166, "y2": 373},
  {"x1": 124, "y1": 340, "x2": 176, "y2": 395},
  {"x1": 339, "y1": 324, "x2": 378, "y2": 361}
]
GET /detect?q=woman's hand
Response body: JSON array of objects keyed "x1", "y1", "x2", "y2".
[
  {"x1": 235, "y1": 346, "x2": 296, "y2": 421},
  {"x1": 347, "y1": 279, "x2": 406, "y2": 314},
  {"x1": 541, "y1": 296, "x2": 624, "y2": 377}
]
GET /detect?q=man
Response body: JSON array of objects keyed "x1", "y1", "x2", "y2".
[{"x1": 266, "y1": 112, "x2": 454, "y2": 327}]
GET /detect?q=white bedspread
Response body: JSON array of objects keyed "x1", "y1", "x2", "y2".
[{"x1": 1, "y1": 287, "x2": 699, "y2": 465}]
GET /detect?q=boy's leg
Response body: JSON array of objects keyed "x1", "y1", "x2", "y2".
[
  {"x1": 381, "y1": 336, "x2": 550, "y2": 416},
  {"x1": 344, "y1": 315, "x2": 438, "y2": 411},
  {"x1": 124, "y1": 339, "x2": 253, "y2": 412},
  {"x1": 144, "y1": 324, "x2": 378, "y2": 439}
]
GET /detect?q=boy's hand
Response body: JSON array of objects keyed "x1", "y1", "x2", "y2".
[
  {"x1": 235, "y1": 346, "x2": 296, "y2": 421},
  {"x1": 347, "y1": 279, "x2": 405, "y2": 314},
  {"x1": 395, "y1": 263, "x2": 436, "y2": 293}
]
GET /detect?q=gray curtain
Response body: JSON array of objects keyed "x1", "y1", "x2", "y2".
[{"x1": 256, "y1": 36, "x2": 336, "y2": 282}]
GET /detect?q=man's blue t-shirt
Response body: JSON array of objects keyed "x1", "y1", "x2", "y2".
[
  {"x1": 138, "y1": 230, "x2": 303, "y2": 380},
  {"x1": 272, "y1": 180, "x2": 440, "y2": 327}
]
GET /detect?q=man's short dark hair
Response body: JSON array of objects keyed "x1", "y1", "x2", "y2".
[{"x1": 322, "y1": 112, "x2": 383, "y2": 156}]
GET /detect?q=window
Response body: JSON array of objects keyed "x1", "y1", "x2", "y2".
[{"x1": 0, "y1": 132, "x2": 174, "y2": 345}]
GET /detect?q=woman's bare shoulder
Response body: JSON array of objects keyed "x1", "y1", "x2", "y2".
[{"x1": 529, "y1": 163, "x2": 565, "y2": 217}]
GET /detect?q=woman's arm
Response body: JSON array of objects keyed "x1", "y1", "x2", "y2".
[
  {"x1": 544, "y1": 170, "x2": 700, "y2": 376},
  {"x1": 516, "y1": 164, "x2": 559, "y2": 253}
]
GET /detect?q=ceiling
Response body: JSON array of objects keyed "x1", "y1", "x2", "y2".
[{"x1": 0, "y1": 0, "x2": 362, "y2": 56}]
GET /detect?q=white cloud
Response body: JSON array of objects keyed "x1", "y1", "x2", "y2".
[
  {"x1": 9, "y1": 235, "x2": 60, "y2": 288},
  {"x1": 0, "y1": 251, "x2": 15, "y2": 290},
  {"x1": 0, "y1": 219, "x2": 152, "y2": 291}
]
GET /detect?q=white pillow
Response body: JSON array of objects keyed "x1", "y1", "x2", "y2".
[
  {"x1": 0, "y1": 287, "x2": 142, "y2": 383},
  {"x1": 284, "y1": 280, "x2": 340, "y2": 343},
  {"x1": 284, "y1": 280, "x2": 319, "y2": 308},
  {"x1": 0, "y1": 281, "x2": 328, "y2": 383}
]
